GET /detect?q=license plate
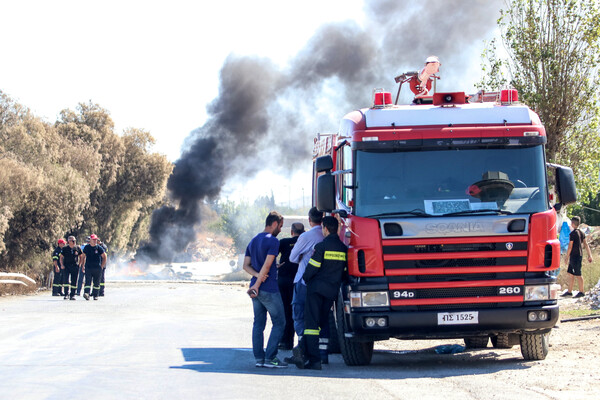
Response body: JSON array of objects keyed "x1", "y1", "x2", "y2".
[{"x1": 437, "y1": 311, "x2": 479, "y2": 325}]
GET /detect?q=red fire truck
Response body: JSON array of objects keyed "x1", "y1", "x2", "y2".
[{"x1": 314, "y1": 80, "x2": 577, "y2": 365}]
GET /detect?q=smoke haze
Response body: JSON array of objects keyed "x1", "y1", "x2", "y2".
[{"x1": 137, "y1": 0, "x2": 503, "y2": 263}]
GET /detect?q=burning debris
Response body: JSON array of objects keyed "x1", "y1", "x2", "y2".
[{"x1": 137, "y1": 0, "x2": 503, "y2": 265}]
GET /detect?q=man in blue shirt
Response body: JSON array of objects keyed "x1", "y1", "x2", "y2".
[
  {"x1": 81, "y1": 234, "x2": 107, "y2": 301},
  {"x1": 243, "y1": 211, "x2": 287, "y2": 368}
]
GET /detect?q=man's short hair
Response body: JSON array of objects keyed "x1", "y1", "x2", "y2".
[
  {"x1": 265, "y1": 211, "x2": 283, "y2": 227},
  {"x1": 322, "y1": 216, "x2": 338, "y2": 235},
  {"x1": 571, "y1": 216, "x2": 581, "y2": 226},
  {"x1": 291, "y1": 222, "x2": 305, "y2": 235},
  {"x1": 308, "y1": 207, "x2": 323, "y2": 224}
]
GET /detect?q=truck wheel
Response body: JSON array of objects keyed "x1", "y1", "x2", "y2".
[
  {"x1": 491, "y1": 333, "x2": 513, "y2": 349},
  {"x1": 463, "y1": 336, "x2": 489, "y2": 349},
  {"x1": 520, "y1": 332, "x2": 549, "y2": 360},
  {"x1": 335, "y1": 294, "x2": 374, "y2": 366},
  {"x1": 328, "y1": 308, "x2": 341, "y2": 354}
]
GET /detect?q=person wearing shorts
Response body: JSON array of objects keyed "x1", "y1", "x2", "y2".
[{"x1": 562, "y1": 216, "x2": 593, "y2": 298}]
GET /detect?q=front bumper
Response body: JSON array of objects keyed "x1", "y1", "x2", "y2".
[{"x1": 344, "y1": 303, "x2": 558, "y2": 340}]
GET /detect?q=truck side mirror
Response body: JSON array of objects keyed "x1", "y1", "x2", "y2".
[
  {"x1": 315, "y1": 155, "x2": 333, "y2": 173},
  {"x1": 317, "y1": 174, "x2": 336, "y2": 212},
  {"x1": 555, "y1": 165, "x2": 577, "y2": 205}
]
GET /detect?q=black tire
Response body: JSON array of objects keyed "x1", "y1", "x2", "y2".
[
  {"x1": 520, "y1": 332, "x2": 549, "y2": 360},
  {"x1": 335, "y1": 294, "x2": 374, "y2": 366},
  {"x1": 328, "y1": 308, "x2": 341, "y2": 354},
  {"x1": 491, "y1": 333, "x2": 513, "y2": 349},
  {"x1": 464, "y1": 336, "x2": 489, "y2": 349}
]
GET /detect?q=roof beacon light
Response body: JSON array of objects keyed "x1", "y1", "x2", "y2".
[
  {"x1": 373, "y1": 88, "x2": 393, "y2": 108},
  {"x1": 500, "y1": 89, "x2": 519, "y2": 105}
]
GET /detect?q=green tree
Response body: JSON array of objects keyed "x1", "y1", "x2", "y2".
[
  {"x1": 56, "y1": 105, "x2": 172, "y2": 257},
  {"x1": 479, "y1": 0, "x2": 600, "y2": 202},
  {"x1": 214, "y1": 200, "x2": 269, "y2": 253},
  {"x1": 0, "y1": 92, "x2": 98, "y2": 278}
]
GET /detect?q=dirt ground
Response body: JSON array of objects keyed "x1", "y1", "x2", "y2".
[{"x1": 375, "y1": 296, "x2": 600, "y2": 399}]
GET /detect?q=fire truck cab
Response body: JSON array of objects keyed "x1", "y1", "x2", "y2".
[{"x1": 314, "y1": 87, "x2": 577, "y2": 365}]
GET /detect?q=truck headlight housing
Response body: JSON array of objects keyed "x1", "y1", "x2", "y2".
[
  {"x1": 349, "y1": 291, "x2": 389, "y2": 307},
  {"x1": 524, "y1": 285, "x2": 550, "y2": 301}
]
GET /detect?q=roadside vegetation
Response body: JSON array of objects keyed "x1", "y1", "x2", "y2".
[{"x1": 0, "y1": 91, "x2": 172, "y2": 282}]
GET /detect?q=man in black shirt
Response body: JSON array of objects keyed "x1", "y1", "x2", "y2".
[
  {"x1": 60, "y1": 236, "x2": 83, "y2": 300},
  {"x1": 51, "y1": 239, "x2": 66, "y2": 296},
  {"x1": 296, "y1": 216, "x2": 347, "y2": 370},
  {"x1": 97, "y1": 239, "x2": 108, "y2": 296},
  {"x1": 562, "y1": 216, "x2": 593, "y2": 298},
  {"x1": 277, "y1": 222, "x2": 304, "y2": 350}
]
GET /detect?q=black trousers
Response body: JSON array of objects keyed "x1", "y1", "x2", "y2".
[
  {"x1": 84, "y1": 267, "x2": 102, "y2": 297},
  {"x1": 303, "y1": 287, "x2": 333, "y2": 364},
  {"x1": 52, "y1": 267, "x2": 64, "y2": 295},
  {"x1": 99, "y1": 267, "x2": 105, "y2": 296},
  {"x1": 278, "y1": 280, "x2": 295, "y2": 348},
  {"x1": 62, "y1": 264, "x2": 79, "y2": 297}
]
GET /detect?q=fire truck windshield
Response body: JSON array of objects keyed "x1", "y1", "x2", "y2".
[{"x1": 355, "y1": 145, "x2": 548, "y2": 218}]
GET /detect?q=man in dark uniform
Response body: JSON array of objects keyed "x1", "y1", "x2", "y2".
[
  {"x1": 277, "y1": 222, "x2": 304, "y2": 350},
  {"x1": 97, "y1": 239, "x2": 108, "y2": 296},
  {"x1": 60, "y1": 236, "x2": 83, "y2": 300},
  {"x1": 51, "y1": 239, "x2": 66, "y2": 296},
  {"x1": 76, "y1": 236, "x2": 90, "y2": 296},
  {"x1": 296, "y1": 216, "x2": 347, "y2": 370},
  {"x1": 81, "y1": 234, "x2": 107, "y2": 301}
]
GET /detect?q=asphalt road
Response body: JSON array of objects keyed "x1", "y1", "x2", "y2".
[{"x1": 1, "y1": 281, "x2": 598, "y2": 400}]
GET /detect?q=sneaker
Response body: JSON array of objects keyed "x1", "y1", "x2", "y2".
[
  {"x1": 69, "y1": 297, "x2": 76, "y2": 301},
  {"x1": 83, "y1": 293, "x2": 90, "y2": 301},
  {"x1": 264, "y1": 358, "x2": 288, "y2": 368},
  {"x1": 560, "y1": 291, "x2": 572, "y2": 297},
  {"x1": 574, "y1": 291, "x2": 585, "y2": 298},
  {"x1": 63, "y1": 295, "x2": 68, "y2": 300},
  {"x1": 93, "y1": 296, "x2": 98, "y2": 300},
  {"x1": 255, "y1": 359, "x2": 265, "y2": 368}
]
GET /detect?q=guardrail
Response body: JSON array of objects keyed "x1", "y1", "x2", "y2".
[{"x1": 0, "y1": 272, "x2": 36, "y2": 286}]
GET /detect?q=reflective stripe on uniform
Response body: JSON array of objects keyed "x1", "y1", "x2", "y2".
[
  {"x1": 324, "y1": 251, "x2": 346, "y2": 261},
  {"x1": 304, "y1": 328, "x2": 321, "y2": 336},
  {"x1": 93, "y1": 286, "x2": 100, "y2": 290},
  {"x1": 84, "y1": 286, "x2": 91, "y2": 289},
  {"x1": 308, "y1": 258, "x2": 321, "y2": 268}
]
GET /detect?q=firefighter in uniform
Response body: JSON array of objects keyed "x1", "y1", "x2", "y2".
[
  {"x1": 97, "y1": 239, "x2": 108, "y2": 296},
  {"x1": 296, "y1": 216, "x2": 347, "y2": 370},
  {"x1": 60, "y1": 236, "x2": 83, "y2": 300},
  {"x1": 51, "y1": 239, "x2": 66, "y2": 296}
]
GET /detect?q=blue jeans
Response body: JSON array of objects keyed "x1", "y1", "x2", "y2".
[
  {"x1": 292, "y1": 282, "x2": 307, "y2": 337},
  {"x1": 252, "y1": 290, "x2": 285, "y2": 362}
]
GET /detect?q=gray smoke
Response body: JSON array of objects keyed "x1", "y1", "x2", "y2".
[{"x1": 138, "y1": 0, "x2": 502, "y2": 263}]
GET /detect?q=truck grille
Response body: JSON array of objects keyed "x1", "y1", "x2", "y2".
[{"x1": 383, "y1": 235, "x2": 528, "y2": 310}]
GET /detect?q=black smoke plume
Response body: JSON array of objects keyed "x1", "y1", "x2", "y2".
[{"x1": 137, "y1": 0, "x2": 502, "y2": 263}]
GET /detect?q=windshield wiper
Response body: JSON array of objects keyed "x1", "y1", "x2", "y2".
[
  {"x1": 367, "y1": 210, "x2": 433, "y2": 218},
  {"x1": 442, "y1": 209, "x2": 514, "y2": 216}
]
